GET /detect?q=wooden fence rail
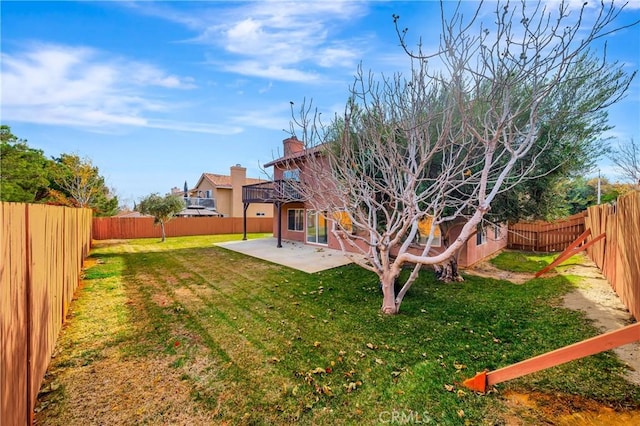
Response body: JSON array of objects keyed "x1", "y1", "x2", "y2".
[
  {"x1": 1, "y1": 202, "x2": 92, "y2": 426},
  {"x1": 507, "y1": 212, "x2": 586, "y2": 252},
  {"x1": 585, "y1": 191, "x2": 640, "y2": 321},
  {"x1": 92, "y1": 216, "x2": 273, "y2": 240}
]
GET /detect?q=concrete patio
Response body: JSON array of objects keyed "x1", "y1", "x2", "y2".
[{"x1": 215, "y1": 237, "x2": 357, "y2": 273}]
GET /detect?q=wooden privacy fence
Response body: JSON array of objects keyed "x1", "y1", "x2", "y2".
[
  {"x1": 507, "y1": 212, "x2": 586, "y2": 252},
  {"x1": 92, "y1": 216, "x2": 273, "y2": 240},
  {"x1": 1, "y1": 202, "x2": 92, "y2": 426},
  {"x1": 585, "y1": 191, "x2": 640, "y2": 321}
]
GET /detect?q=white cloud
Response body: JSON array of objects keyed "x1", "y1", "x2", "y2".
[
  {"x1": 222, "y1": 61, "x2": 320, "y2": 82},
  {"x1": 317, "y1": 46, "x2": 359, "y2": 68},
  {"x1": 542, "y1": 0, "x2": 640, "y2": 12},
  {"x1": 128, "y1": 0, "x2": 369, "y2": 81},
  {"x1": 129, "y1": 63, "x2": 197, "y2": 89},
  {"x1": 1, "y1": 43, "x2": 234, "y2": 135},
  {"x1": 259, "y1": 82, "x2": 273, "y2": 94},
  {"x1": 232, "y1": 104, "x2": 294, "y2": 131},
  {"x1": 147, "y1": 119, "x2": 242, "y2": 135},
  {"x1": 6, "y1": 105, "x2": 147, "y2": 128}
]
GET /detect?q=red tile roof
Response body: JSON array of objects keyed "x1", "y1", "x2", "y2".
[{"x1": 200, "y1": 173, "x2": 267, "y2": 189}]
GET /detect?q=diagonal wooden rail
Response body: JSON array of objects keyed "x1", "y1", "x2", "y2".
[
  {"x1": 535, "y1": 229, "x2": 605, "y2": 278},
  {"x1": 462, "y1": 322, "x2": 640, "y2": 392}
]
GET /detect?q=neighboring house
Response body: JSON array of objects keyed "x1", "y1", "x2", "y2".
[
  {"x1": 178, "y1": 165, "x2": 273, "y2": 218},
  {"x1": 243, "y1": 137, "x2": 507, "y2": 268}
]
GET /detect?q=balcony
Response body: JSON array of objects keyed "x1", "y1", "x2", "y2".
[
  {"x1": 184, "y1": 197, "x2": 216, "y2": 210},
  {"x1": 242, "y1": 180, "x2": 303, "y2": 203}
]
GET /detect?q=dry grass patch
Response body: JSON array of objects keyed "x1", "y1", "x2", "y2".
[
  {"x1": 38, "y1": 355, "x2": 212, "y2": 425},
  {"x1": 35, "y1": 246, "x2": 211, "y2": 425}
]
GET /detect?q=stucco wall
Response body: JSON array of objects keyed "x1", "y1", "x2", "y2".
[
  {"x1": 247, "y1": 203, "x2": 272, "y2": 218},
  {"x1": 275, "y1": 204, "x2": 506, "y2": 269},
  {"x1": 275, "y1": 203, "x2": 307, "y2": 243},
  {"x1": 458, "y1": 224, "x2": 508, "y2": 267},
  {"x1": 212, "y1": 188, "x2": 230, "y2": 217}
]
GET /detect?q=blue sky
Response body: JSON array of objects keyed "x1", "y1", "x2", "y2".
[{"x1": 2, "y1": 1, "x2": 639, "y2": 207}]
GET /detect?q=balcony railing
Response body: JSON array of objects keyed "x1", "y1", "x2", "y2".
[
  {"x1": 243, "y1": 180, "x2": 303, "y2": 203},
  {"x1": 184, "y1": 197, "x2": 216, "y2": 210}
]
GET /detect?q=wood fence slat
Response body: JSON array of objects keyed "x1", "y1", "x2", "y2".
[
  {"x1": 1, "y1": 203, "x2": 92, "y2": 425},
  {"x1": 617, "y1": 193, "x2": 639, "y2": 320},
  {"x1": 92, "y1": 216, "x2": 273, "y2": 240},
  {"x1": 1, "y1": 203, "x2": 29, "y2": 426},
  {"x1": 508, "y1": 211, "x2": 586, "y2": 252},
  {"x1": 585, "y1": 192, "x2": 640, "y2": 321}
]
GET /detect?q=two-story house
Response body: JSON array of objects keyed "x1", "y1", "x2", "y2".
[
  {"x1": 242, "y1": 137, "x2": 507, "y2": 268},
  {"x1": 178, "y1": 165, "x2": 273, "y2": 218}
]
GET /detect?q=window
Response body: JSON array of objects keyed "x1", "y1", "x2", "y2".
[
  {"x1": 287, "y1": 209, "x2": 304, "y2": 231},
  {"x1": 256, "y1": 212, "x2": 265, "y2": 217},
  {"x1": 205, "y1": 190, "x2": 212, "y2": 198},
  {"x1": 494, "y1": 225, "x2": 501, "y2": 240},
  {"x1": 416, "y1": 216, "x2": 441, "y2": 247},
  {"x1": 476, "y1": 224, "x2": 487, "y2": 246},
  {"x1": 283, "y1": 169, "x2": 300, "y2": 181},
  {"x1": 333, "y1": 211, "x2": 353, "y2": 233}
]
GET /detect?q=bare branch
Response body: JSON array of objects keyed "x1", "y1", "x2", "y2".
[
  {"x1": 610, "y1": 139, "x2": 640, "y2": 185},
  {"x1": 285, "y1": 0, "x2": 636, "y2": 314}
]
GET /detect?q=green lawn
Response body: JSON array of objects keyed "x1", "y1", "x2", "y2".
[
  {"x1": 37, "y1": 236, "x2": 640, "y2": 425},
  {"x1": 489, "y1": 250, "x2": 584, "y2": 273}
]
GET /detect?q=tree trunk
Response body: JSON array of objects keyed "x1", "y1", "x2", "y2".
[
  {"x1": 380, "y1": 275, "x2": 398, "y2": 314},
  {"x1": 160, "y1": 221, "x2": 166, "y2": 242},
  {"x1": 435, "y1": 257, "x2": 464, "y2": 283}
]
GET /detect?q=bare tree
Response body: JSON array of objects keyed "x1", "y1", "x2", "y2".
[
  {"x1": 285, "y1": 0, "x2": 636, "y2": 314},
  {"x1": 610, "y1": 139, "x2": 640, "y2": 185},
  {"x1": 54, "y1": 154, "x2": 106, "y2": 208}
]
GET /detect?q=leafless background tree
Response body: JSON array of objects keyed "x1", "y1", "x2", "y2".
[
  {"x1": 610, "y1": 139, "x2": 640, "y2": 186},
  {"x1": 54, "y1": 154, "x2": 105, "y2": 208},
  {"x1": 286, "y1": 0, "x2": 636, "y2": 314}
]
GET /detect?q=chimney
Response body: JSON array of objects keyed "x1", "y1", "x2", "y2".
[
  {"x1": 283, "y1": 136, "x2": 304, "y2": 157},
  {"x1": 230, "y1": 164, "x2": 246, "y2": 217}
]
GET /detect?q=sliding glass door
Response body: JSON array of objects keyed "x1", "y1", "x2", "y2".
[{"x1": 306, "y1": 210, "x2": 327, "y2": 244}]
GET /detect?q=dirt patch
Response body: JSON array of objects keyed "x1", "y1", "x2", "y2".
[
  {"x1": 151, "y1": 293, "x2": 171, "y2": 307},
  {"x1": 560, "y1": 261, "x2": 640, "y2": 386},
  {"x1": 466, "y1": 261, "x2": 537, "y2": 284},
  {"x1": 501, "y1": 390, "x2": 640, "y2": 425}
]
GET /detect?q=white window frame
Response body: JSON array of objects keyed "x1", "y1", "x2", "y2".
[{"x1": 306, "y1": 210, "x2": 328, "y2": 245}]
